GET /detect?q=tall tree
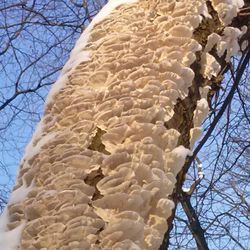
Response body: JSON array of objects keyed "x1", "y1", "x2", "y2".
[
  {"x1": 0, "y1": 0, "x2": 107, "y2": 206},
  {"x1": 0, "y1": 0, "x2": 249, "y2": 249}
]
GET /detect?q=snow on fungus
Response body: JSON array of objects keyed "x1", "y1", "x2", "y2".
[
  {"x1": 190, "y1": 127, "x2": 203, "y2": 149},
  {"x1": 211, "y1": 0, "x2": 244, "y2": 25},
  {"x1": 44, "y1": 73, "x2": 69, "y2": 107},
  {"x1": 165, "y1": 146, "x2": 193, "y2": 175},
  {"x1": 201, "y1": 52, "x2": 221, "y2": 79},
  {"x1": 217, "y1": 27, "x2": 245, "y2": 61},
  {"x1": 3, "y1": 0, "x2": 246, "y2": 249},
  {"x1": 0, "y1": 208, "x2": 26, "y2": 250},
  {"x1": 205, "y1": 33, "x2": 221, "y2": 53},
  {"x1": 0, "y1": 221, "x2": 25, "y2": 250},
  {"x1": 9, "y1": 179, "x2": 34, "y2": 205},
  {"x1": 23, "y1": 132, "x2": 57, "y2": 163},
  {"x1": 0, "y1": 208, "x2": 9, "y2": 232},
  {"x1": 193, "y1": 98, "x2": 210, "y2": 127}
]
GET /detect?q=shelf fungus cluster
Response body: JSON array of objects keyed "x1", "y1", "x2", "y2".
[{"x1": 0, "y1": 0, "x2": 246, "y2": 249}]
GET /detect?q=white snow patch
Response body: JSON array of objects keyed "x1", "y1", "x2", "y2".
[
  {"x1": 182, "y1": 187, "x2": 191, "y2": 193},
  {"x1": 9, "y1": 179, "x2": 34, "y2": 205},
  {"x1": 45, "y1": 74, "x2": 69, "y2": 106},
  {"x1": 167, "y1": 146, "x2": 193, "y2": 176},
  {"x1": 198, "y1": 1, "x2": 212, "y2": 19},
  {"x1": 193, "y1": 98, "x2": 210, "y2": 127},
  {"x1": 232, "y1": 0, "x2": 244, "y2": 8},
  {"x1": 0, "y1": 208, "x2": 9, "y2": 232},
  {"x1": 211, "y1": 0, "x2": 244, "y2": 25},
  {"x1": 172, "y1": 146, "x2": 193, "y2": 159},
  {"x1": 205, "y1": 27, "x2": 246, "y2": 63},
  {"x1": 0, "y1": 208, "x2": 25, "y2": 250},
  {"x1": 201, "y1": 52, "x2": 221, "y2": 79},
  {"x1": 190, "y1": 127, "x2": 203, "y2": 149},
  {"x1": 197, "y1": 98, "x2": 209, "y2": 111},
  {"x1": 0, "y1": 221, "x2": 25, "y2": 250},
  {"x1": 197, "y1": 163, "x2": 204, "y2": 179},
  {"x1": 205, "y1": 33, "x2": 221, "y2": 53},
  {"x1": 62, "y1": 51, "x2": 91, "y2": 75},
  {"x1": 23, "y1": 132, "x2": 57, "y2": 162},
  {"x1": 217, "y1": 27, "x2": 244, "y2": 61}
]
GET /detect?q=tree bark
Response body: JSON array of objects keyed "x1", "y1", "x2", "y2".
[{"x1": 0, "y1": 0, "x2": 247, "y2": 249}]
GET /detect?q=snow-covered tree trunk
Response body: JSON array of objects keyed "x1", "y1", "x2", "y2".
[{"x1": 0, "y1": 0, "x2": 247, "y2": 249}]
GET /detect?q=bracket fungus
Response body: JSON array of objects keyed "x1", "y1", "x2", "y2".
[{"x1": 0, "y1": 0, "x2": 247, "y2": 249}]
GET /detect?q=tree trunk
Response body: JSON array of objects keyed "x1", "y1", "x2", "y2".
[{"x1": 0, "y1": 0, "x2": 247, "y2": 249}]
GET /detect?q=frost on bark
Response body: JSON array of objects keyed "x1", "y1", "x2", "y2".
[{"x1": 0, "y1": 0, "x2": 247, "y2": 249}]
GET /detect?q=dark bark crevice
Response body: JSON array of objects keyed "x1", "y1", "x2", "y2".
[
  {"x1": 88, "y1": 127, "x2": 110, "y2": 154},
  {"x1": 85, "y1": 167, "x2": 104, "y2": 201}
]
